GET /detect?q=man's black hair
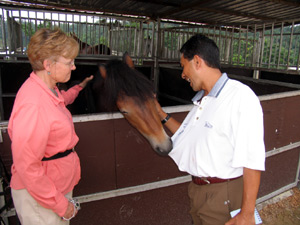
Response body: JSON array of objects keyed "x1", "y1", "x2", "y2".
[{"x1": 180, "y1": 34, "x2": 221, "y2": 70}]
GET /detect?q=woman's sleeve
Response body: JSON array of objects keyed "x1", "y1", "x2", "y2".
[
  {"x1": 60, "y1": 85, "x2": 83, "y2": 105},
  {"x1": 9, "y1": 103, "x2": 69, "y2": 217}
]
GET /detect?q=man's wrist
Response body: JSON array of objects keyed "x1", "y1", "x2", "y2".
[{"x1": 161, "y1": 113, "x2": 171, "y2": 124}]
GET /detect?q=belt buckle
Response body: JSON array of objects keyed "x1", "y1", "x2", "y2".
[{"x1": 201, "y1": 177, "x2": 210, "y2": 184}]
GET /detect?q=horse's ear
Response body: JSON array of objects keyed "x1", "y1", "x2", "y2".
[
  {"x1": 123, "y1": 52, "x2": 134, "y2": 69},
  {"x1": 98, "y1": 65, "x2": 107, "y2": 79},
  {"x1": 70, "y1": 32, "x2": 76, "y2": 38}
]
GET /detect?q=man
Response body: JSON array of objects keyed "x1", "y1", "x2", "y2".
[{"x1": 156, "y1": 34, "x2": 265, "y2": 225}]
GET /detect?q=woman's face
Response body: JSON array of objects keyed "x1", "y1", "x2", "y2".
[{"x1": 51, "y1": 56, "x2": 76, "y2": 83}]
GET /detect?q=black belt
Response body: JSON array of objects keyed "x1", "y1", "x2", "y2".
[{"x1": 42, "y1": 148, "x2": 74, "y2": 161}]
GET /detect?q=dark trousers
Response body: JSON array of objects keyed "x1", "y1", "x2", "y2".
[{"x1": 188, "y1": 176, "x2": 243, "y2": 225}]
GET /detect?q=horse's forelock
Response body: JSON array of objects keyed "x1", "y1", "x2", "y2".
[{"x1": 105, "y1": 60, "x2": 154, "y2": 103}]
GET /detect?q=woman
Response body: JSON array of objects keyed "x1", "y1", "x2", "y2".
[{"x1": 8, "y1": 28, "x2": 93, "y2": 224}]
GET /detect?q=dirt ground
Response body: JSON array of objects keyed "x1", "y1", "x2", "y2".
[{"x1": 258, "y1": 187, "x2": 300, "y2": 225}]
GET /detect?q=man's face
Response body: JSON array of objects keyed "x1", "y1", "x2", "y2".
[{"x1": 180, "y1": 54, "x2": 201, "y2": 91}]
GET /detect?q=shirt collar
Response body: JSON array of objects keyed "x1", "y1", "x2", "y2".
[
  {"x1": 192, "y1": 73, "x2": 229, "y2": 105},
  {"x1": 30, "y1": 72, "x2": 64, "y2": 105}
]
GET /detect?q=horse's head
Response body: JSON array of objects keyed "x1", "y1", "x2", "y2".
[
  {"x1": 70, "y1": 32, "x2": 90, "y2": 54},
  {"x1": 98, "y1": 54, "x2": 172, "y2": 155}
]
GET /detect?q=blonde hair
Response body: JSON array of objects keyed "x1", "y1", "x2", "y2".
[{"x1": 27, "y1": 28, "x2": 79, "y2": 71}]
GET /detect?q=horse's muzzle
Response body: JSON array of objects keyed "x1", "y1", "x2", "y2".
[{"x1": 154, "y1": 138, "x2": 173, "y2": 156}]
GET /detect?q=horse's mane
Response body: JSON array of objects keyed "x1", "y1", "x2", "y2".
[{"x1": 102, "y1": 59, "x2": 154, "y2": 110}]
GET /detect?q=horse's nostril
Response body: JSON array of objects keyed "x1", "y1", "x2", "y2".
[
  {"x1": 155, "y1": 144, "x2": 172, "y2": 156},
  {"x1": 155, "y1": 147, "x2": 167, "y2": 156}
]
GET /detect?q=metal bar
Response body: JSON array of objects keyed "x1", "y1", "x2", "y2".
[
  {"x1": 116, "y1": 20, "x2": 121, "y2": 56},
  {"x1": 277, "y1": 22, "x2": 284, "y2": 69},
  {"x1": 126, "y1": 20, "x2": 130, "y2": 55},
  {"x1": 237, "y1": 25, "x2": 242, "y2": 65},
  {"x1": 287, "y1": 21, "x2": 295, "y2": 69},
  {"x1": 151, "y1": 21, "x2": 155, "y2": 59},
  {"x1": 97, "y1": 17, "x2": 101, "y2": 54},
  {"x1": 268, "y1": 23, "x2": 274, "y2": 69},
  {"x1": 153, "y1": 19, "x2": 161, "y2": 93},
  {"x1": 224, "y1": 26, "x2": 229, "y2": 63},
  {"x1": 218, "y1": 25, "x2": 221, "y2": 53},
  {"x1": 265, "y1": 141, "x2": 300, "y2": 158},
  {"x1": 296, "y1": 152, "x2": 300, "y2": 186},
  {"x1": 256, "y1": 182, "x2": 298, "y2": 204},
  {"x1": 250, "y1": 26, "x2": 258, "y2": 66},
  {"x1": 133, "y1": 21, "x2": 137, "y2": 56},
  {"x1": 129, "y1": 21, "x2": 133, "y2": 55},
  {"x1": 91, "y1": 16, "x2": 95, "y2": 54},
  {"x1": 85, "y1": 15, "x2": 88, "y2": 55},
  {"x1": 230, "y1": 26, "x2": 234, "y2": 65},
  {"x1": 76, "y1": 175, "x2": 191, "y2": 204},
  {"x1": 166, "y1": 30, "x2": 170, "y2": 59},
  {"x1": 244, "y1": 25, "x2": 249, "y2": 66},
  {"x1": 138, "y1": 21, "x2": 143, "y2": 61},
  {"x1": 171, "y1": 29, "x2": 174, "y2": 59},
  {"x1": 296, "y1": 36, "x2": 300, "y2": 71},
  {"x1": 18, "y1": 9, "x2": 23, "y2": 54},
  {"x1": 259, "y1": 24, "x2": 265, "y2": 68},
  {"x1": 292, "y1": 33, "x2": 298, "y2": 67},
  {"x1": 146, "y1": 22, "x2": 150, "y2": 58},
  {"x1": 6, "y1": 10, "x2": 12, "y2": 54},
  {"x1": 1, "y1": 8, "x2": 8, "y2": 55},
  {"x1": 273, "y1": 34, "x2": 278, "y2": 67},
  {"x1": 34, "y1": 11, "x2": 37, "y2": 31}
]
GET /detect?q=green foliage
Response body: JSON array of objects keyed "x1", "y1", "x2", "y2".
[{"x1": 21, "y1": 20, "x2": 52, "y2": 37}]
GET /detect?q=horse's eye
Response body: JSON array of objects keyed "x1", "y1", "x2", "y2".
[{"x1": 119, "y1": 110, "x2": 128, "y2": 114}]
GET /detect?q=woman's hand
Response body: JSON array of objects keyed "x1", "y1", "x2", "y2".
[
  {"x1": 79, "y1": 75, "x2": 94, "y2": 88},
  {"x1": 62, "y1": 201, "x2": 78, "y2": 220}
]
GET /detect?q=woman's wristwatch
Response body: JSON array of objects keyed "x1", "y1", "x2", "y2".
[{"x1": 62, "y1": 198, "x2": 81, "y2": 221}]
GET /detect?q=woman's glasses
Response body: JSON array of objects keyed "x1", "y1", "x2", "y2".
[{"x1": 55, "y1": 59, "x2": 75, "y2": 68}]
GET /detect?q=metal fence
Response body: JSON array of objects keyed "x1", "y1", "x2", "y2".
[
  {"x1": 0, "y1": 6, "x2": 157, "y2": 61},
  {"x1": 159, "y1": 22, "x2": 300, "y2": 73},
  {"x1": 0, "y1": 6, "x2": 300, "y2": 73}
]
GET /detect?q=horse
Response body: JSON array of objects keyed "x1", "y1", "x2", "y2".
[
  {"x1": 97, "y1": 53, "x2": 172, "y2": 156},
  {"x1": 70, "y1": 32, "x2": 111, "y2": 55}
]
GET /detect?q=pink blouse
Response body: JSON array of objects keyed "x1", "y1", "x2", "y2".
[{"x1": 8, "y1": 72, "x2": 82, "y2": 217}]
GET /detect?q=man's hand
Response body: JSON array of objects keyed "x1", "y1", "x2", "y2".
[
  {"x1": 225, "y1": 211, "x2": 255, "y2": 225},
  {"x1": 225, "y1": 168, "x2": 261, "y2": 225}
]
